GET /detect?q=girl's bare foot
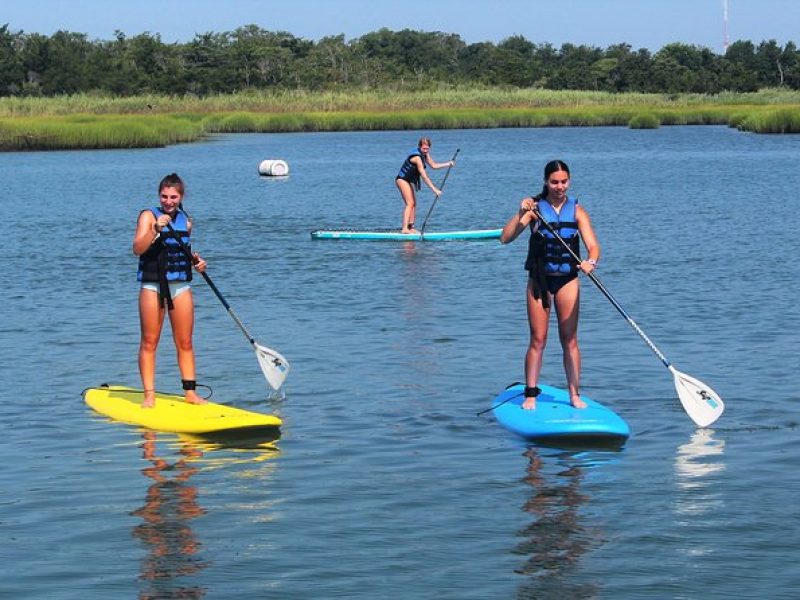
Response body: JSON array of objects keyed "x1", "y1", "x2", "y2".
[
  {"x1": 184, "y1": 389, "x2": 207, "y2": 405},
  {"x1": 570, "y1": 395, "x2": 587, "y2": 409},
  {"x1": 522, "y1": 386, "x2": 540, "y2": 410},
  {"x1": 142, "y1": 389, "x2": 156, "y2": 409}
]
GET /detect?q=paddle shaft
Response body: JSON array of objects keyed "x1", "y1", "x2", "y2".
[
  {"x1": 420, "y1": 148, "x2": 460, "y2": 235},
  {"x1": 531, "y1": 207, "x2": 672, "y2": 369},
  {"x1": 164, "y1": 222, "x2": 259, "y2": 348}
]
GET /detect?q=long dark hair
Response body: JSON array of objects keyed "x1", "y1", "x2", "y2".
[{"x1": 534, "y1": 160, "x2": 570, "y2": 200}]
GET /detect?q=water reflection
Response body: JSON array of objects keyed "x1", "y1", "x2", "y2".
[
  {"x1": 131, "y1": 429, "x2": 280, "y2": 599},
  {"x1": 515, "y1": 448, "x2": 605, "y2": 600},
  {"x1": 132, "y1": 431, "x2": 209, "y2": 599},
  {"x1": 671, "y1": 430, "x2": 727, "y2": 566},
  {"x1": 674, "y1": 429, "x2": 726, "y2": 514},
  {"x1": 401, "y1": 240, "x2": 419, "y2": 258}
]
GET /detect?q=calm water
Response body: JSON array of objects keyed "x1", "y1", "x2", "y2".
[{"x1": 1, "y1": 125, "x2": 799, "y2": 599}]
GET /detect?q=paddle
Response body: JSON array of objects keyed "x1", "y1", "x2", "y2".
[
  {"x1": 531, "y1": 206, "x2": 724, "y2": 427},
  {"x1": 420, "y1": 148, "x2": 460, "y2": 235},
  {"x1": 164, "y1": 222, "x2": 290, "y2": 390}
]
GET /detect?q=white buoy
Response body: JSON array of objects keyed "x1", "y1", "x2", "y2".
[{"x1": 258, "y1": 159, "x2": 289, "y2": 177}]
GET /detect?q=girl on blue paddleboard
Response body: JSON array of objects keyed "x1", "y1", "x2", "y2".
[
  {"x1": 501, "y1": 160, "x2": 601, "y2": 410},
  {"x1": 395, "y1": 137, "x2": 455, "y2": 234},
  {"x1": 133, "y1": 173, "x2": 207, "y2": 409}
]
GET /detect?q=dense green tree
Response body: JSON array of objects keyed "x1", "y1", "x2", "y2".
[
  {"x1": 494, "y1": 35, "x2": 542, "y2": 87},
  {"x1": 355, "y1": 28, "x2": 464, "y2": 84},
  {"x1": 721, "y1": 40, "x2": 759, "y2": 91},
  {"x1": 0, "y1": 25, "x2": 797, "y2": 97},
  {"x1": 755, "y1": 39, "x2": 787, "y2": 87},
  {"x1": 0, "y1": 25, "x2": 24, "y2": 94},
  {"x1": 96, "y1": 31, "x2": 179, "y2": 95},
  {"x1": 458, "y1": 42, "x2": 500, "y2": 84},
  {"x1": 781, "y1": 42, "x2": 800, "y2": 88},
  {"x1": 47, "y1": 31, "x2": 96, "y2": 94},
  {"x1": 296, "y1": 34, "x2": 355, "y2": 87},
  {"x1": 184, "y1": 32, "x2": 236, "y2": 94},
  {"x1": 547, "y1": 44, "x2": 603, "y2": 89},
  {"x1": 650, "y1": 43, "x2": 722, "y2": 93},
  {"x1": 17, "y1": 32, "x2": 50, "y2": 94},
  {"x1": 601, "y1": 44, "x2": 653, "y2": 92}
]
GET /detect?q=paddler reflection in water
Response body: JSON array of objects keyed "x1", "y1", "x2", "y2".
[
  {"x1": 133, "y1": 173, "x2": 208, "y2": 409},
  {"x1": 133, "y1": 431, "x2": 208, "y2": 598},
  {"x1": 501, "y1": 160, "x2": 601, "y2": 410},
  {"x1": 395, "y1": 137, "x2": 455, "y2": 234},
  {"x1": 516, "y1": 448, "x2": 596, "y2": 597}
]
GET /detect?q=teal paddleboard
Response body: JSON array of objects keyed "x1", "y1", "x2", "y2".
[
  {"x1": 491, "y1": 383, "x2": 630, "y2": 445},
  {"x1": 310, "y1": 228, "x2": 502, "y2": 241}
]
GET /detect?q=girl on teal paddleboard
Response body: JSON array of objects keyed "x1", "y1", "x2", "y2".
[
  {"x1": 395, "y1": 137, "x2": 455, "y2": 234},
  {"x1": 133, "y1": 173, "x2": 208, "y2": 409},
  {"x1": 501, "y1": 160, "x2": 601, "y2": 410}
]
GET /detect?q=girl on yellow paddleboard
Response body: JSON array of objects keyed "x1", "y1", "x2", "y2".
[{"x1": 133, "y1": 173, "x2": 207, "y2": 409}]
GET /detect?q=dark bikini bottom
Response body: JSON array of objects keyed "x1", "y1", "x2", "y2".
[{"x1": 544, "y1": 273, "x2": 577, "y2": 295}]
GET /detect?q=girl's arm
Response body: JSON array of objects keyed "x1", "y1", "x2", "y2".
[
  {"x1": 501, "y1": 198, "x2": 537, "y2": 244},
  {"x1": 413, "y1": 156, "x2": 441, "y2": 196},
  {"x1": 186, "y1": 218, "x2": 207, "y2": 273},
  {"x1": 133, "y1": 211, "x2": 159, "y2": 256},
  {"x1": 576, "y1": 205, "x2": 601, "y2": 273},
  {"x1": 426, "y1": 155, "x2": 455, "y2": 170}
]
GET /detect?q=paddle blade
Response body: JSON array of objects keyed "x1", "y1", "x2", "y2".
[
  {"x1": 670, "y1": 367, "x2": 724, "y2": 427},
  {"x1": 254, "y1": 343, "x2": 290, "y2": 390}
]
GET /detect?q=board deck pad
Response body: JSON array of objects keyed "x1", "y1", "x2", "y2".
[
  {"x1": 83, "y1": 384, "x2": 281, "y2": 434},
  {"x1": 491, "y1": 383, "x2": 630, "y2": 444}
]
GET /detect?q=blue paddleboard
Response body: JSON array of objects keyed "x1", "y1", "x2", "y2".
[
  {"x1": 492, "y1": 383, "x2": 630, "y2": 445},
  {"x1": 310, "y1": 228, "x2": 501, "y2": 241}
]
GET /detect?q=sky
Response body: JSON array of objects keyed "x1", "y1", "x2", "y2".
[{"x1": 3, "y1": 0, "x2": 799, "y2": 53}]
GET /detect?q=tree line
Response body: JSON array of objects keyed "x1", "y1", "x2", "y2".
[{"x1": 0, "y1": 24, "x2": 798, "y2": 96}]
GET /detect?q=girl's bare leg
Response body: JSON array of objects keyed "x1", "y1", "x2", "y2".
[
  {"x1": 553, "y1": 278, "x2": 586, "y2": 409},
  {"x1": 139, "y1": 289, "x2": 166, "y2": 408},
  {"x1": 168, "y1": 290, "x2": 206, "y2": 405},
  {"x1": 396, "y1": 179, "x2": 419, "y2": 233},
  {"x1": 524, "y1": 280, "x2": 551, "y2": 410}
]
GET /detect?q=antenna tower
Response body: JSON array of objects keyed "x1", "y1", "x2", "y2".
[{"x1": 723, "y1": 0, "x2": 730, "y2": 52}]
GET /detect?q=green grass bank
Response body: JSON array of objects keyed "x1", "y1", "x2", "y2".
[{"x1": 1, "y1": 88, "x2": 799, "y2": 151}]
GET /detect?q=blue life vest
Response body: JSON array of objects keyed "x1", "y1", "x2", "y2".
[
  {"x1": 137, "y1": 208, "x2": 193, "y2": 307},
  {"x1": 396, "y1": 148, "x2": 427, "y2": 189},
  {"x1": 525, "y1": 197, "x2": 581, "y2": 276}
]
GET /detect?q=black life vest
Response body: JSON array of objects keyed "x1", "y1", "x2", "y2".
[{"x1": 396, "y1": 148, "x2": 427, "y2": 190}]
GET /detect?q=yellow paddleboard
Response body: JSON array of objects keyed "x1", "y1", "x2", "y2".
[{"x1": 83, "y1": 384, "x2": 282, "y2": 434}]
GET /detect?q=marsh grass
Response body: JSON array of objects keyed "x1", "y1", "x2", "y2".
[
  {"x1": 1, "y1": 88, "x2": 798, "y2": 150},
  {"x1": 0, "y1": 114, "x2": 205, "y2": 150},
  {"x1": 628, "y1": 113, "x2": 661, "y2": 129},
  {"x1": 736, "y1": 108, "x2": 800, "y2": 133}
]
